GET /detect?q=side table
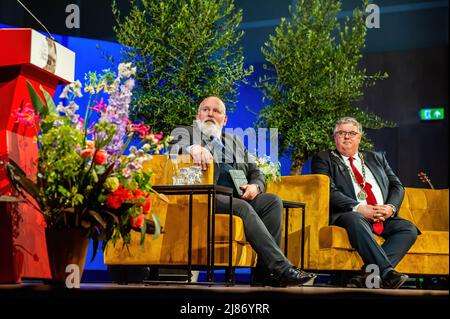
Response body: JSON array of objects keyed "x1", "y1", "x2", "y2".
[
  {"x1": 153, "y1": 184, "x2": 234, "y2": 284},
  {"x1": 282, "y1": 200, "x2": 306, "y2": 270}
]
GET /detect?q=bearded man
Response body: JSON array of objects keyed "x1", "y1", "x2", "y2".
[{"x1": 170, "y1": 96, "x2": 316, "y2": 287}]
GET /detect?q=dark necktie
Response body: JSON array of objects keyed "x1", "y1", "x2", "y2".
[
  {"x1": 348, "y1": 156, "x2": 384, "y2": 235},
  {"x1": 210, "y1": 136, "x2": 234, "y2": 163}
]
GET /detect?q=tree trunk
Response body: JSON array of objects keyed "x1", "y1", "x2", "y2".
[{"x1": 290, "y1": 158, "x2": 304, "y2": 175}]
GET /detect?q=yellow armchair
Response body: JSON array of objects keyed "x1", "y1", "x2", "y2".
[{"x1": 268, "y1": 174, "x2": 449, "y2": 275}]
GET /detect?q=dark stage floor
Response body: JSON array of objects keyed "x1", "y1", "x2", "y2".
[{"x1": 0, "y1": 282, "x2": 447, "y2": 316}]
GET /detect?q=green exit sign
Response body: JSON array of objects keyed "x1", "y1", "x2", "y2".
[{"x1": 420, "y1": 108, "x2": 445, "y2": 121}]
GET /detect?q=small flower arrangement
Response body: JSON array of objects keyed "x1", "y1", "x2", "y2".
[
  {"x1": 255, "y1": 155, "x2": 281, "y2": 183},
  {"x1": 1, "y1": 63, "x2": 171, "y2": 257}
]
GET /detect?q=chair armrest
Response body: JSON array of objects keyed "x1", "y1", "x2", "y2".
[
  {"x1": 267, "y1": 174, "x2": 331, "y2": 269},
  {"x1": 267, "y1": 174, "x2": 330, "y2": 227},
  {"x1": 142, "y1": 154, "x2": 214, "y2": 186}
]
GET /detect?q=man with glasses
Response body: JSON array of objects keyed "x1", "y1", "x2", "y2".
[
  {"x1": 311, "y1": 117, "x2": 418, "y2": 289},
  {"x1": 170, "y1": 96, "x2": 316, "y2": 286}
]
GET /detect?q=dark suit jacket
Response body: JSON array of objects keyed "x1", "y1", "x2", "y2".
[
  {"x1": 311, "y1": 150, "x2": 404, "y2": 224},
  {"x1": 170, "y1": 124, "x2": 266, "y2": 193}
]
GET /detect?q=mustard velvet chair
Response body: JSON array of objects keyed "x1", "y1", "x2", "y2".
[
  {"x1": 267, "y1": 175, "x2": 449, "y2": 276},
  {"x1": 104, "y1": 155, "x2": 257, "y2": 269}
]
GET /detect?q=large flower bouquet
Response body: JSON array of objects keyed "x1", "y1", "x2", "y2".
[{"x1": 1, "y1": 63, "x2": 171, "y2": 258}]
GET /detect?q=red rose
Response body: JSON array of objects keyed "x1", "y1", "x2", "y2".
[
  {"x1": 133, "y1": 189, "x2": 146, "y2": 199},
  {"x1": 105, "y1": 193, "x2": 123, "y2": 209},
  {"x1": 130, "y1": 214, "x2": 145, "y2": 228},
  {"x1": 142, "y1": 196, "x2": 151, "y2": 214},
  {"x1": 94, "y1": 149, "x2": 108, "y2": 165}
]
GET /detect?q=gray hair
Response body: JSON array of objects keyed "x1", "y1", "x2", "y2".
[{"x1": 333, "y1": 117, "x2": 363, "y2": 135}]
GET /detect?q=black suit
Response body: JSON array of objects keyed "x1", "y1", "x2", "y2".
[
  {"x1": 170, "y1": 124, "x2": 292, "y2": 277},
  {"x1": 311, "y1": 150, "x2": 418, "y2": 276}
]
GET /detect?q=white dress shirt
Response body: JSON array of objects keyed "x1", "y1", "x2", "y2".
[{"x1": 341, "y1": 152, "x2": 384, "y2": 210}]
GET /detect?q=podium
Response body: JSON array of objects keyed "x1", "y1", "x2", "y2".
[{"x1": 0, "y1": 28, "x2": 75, "y2": 283}]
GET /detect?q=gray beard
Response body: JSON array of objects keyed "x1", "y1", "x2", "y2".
[{"x1": 195, "y1": 119, "x2": 222, "y2": 138}]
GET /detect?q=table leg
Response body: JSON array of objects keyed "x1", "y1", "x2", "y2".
[
  {"x1": 227, "y1": 195, "x2": 234, "y2": 285},
  {"x1": 207, "y1": 190, "x2": 212, "y2": 282},
  {"x1": 301, "y1": 205, "x2": 305, "y2": 270},
  {"x1": 188, "y1": 191, "x2": 193, "y2": 283},
  {"x1": 211, "y1": 190, "x2": 216, "y2": 282},
  {"x1": 284, "y1": 207, "x2": 289, "y2": 258}
]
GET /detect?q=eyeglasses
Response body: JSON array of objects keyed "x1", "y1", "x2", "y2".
[{"x1": 335, "y1": 130, "x2": 360, "y2": 138}]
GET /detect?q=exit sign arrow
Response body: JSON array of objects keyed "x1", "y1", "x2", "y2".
[{"x1": 420, "y1": 108, "x2": 445, "y2": 121}]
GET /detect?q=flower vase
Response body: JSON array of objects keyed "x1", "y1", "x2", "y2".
[{"x1": 45, "y1": 228, "x2": 89, "y2": 287}]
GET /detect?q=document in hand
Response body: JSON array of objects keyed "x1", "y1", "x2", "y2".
[{"x1": 229, "y1": 169, "x2": 248, "y2": 196}]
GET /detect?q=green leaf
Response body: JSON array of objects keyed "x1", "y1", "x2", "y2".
[
  {"x1": 88, "y1": 210, "x2": 107, "y2": 229},
  {"x1": 140, "y1": 220, "x2": 147, "y2": 245},
  {"x1": 3, "y1": 159, "x2": 44, "y2": 210},
  {"x1": 26, "y1": 80, "x2": 48, "y2": 117},
  {"x1": 40, "y1": 85, "x2": 57, "y2": 114},
  {"x1": 151, "y1": 213, "x2": 161, "y2": 239},
  {"x1": 102, "y1": 209, "x2": 119, "y2": 224},
  {"x1": 0, "y1": 195, "x2": 22, "y2": 202},
  {"x1": 90, "y1": 237, "x2": 99, "y2": 263}
]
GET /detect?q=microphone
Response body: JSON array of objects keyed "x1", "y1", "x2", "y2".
[{"x1": 16, "y1": 0, "x2": 56, "y2": 41}]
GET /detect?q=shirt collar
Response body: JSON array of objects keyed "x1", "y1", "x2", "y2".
[{"x1": 341, "y1": 152, "x2": 360, "y2": 163}]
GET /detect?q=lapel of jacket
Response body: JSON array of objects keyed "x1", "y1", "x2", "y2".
[
  {"x1": 363, "y1": 151, "x2": 388, "y2": 198},
  {"x1": 330, "y1": 150, "x2": 354, "y2": 192}
]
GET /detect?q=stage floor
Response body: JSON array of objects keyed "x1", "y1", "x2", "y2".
[{"x1": 1, "y1": 282, "x2": 447, "y2": 315}]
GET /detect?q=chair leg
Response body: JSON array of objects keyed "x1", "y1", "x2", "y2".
[
  {"x1": 224, "y1": 268, "x2": 235, "y2": 285},
  {"x1": 148, "y1": 266, "x2": 159, "y2": 281}
]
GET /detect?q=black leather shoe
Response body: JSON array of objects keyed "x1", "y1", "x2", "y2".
[
  {"x1": 278, "y1": 267, "x2": 317, "y2": 287},
  {"x1": 381, "y1": 270, "x2": 408, "y2": 289},
  {"x1": 348, "y1": 273, "x2": 382, "y2": 288}
]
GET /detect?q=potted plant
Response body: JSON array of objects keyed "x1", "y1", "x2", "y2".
[
  {"x1": 257, "y1": 0, "x2": 394, "y2": 174},
  {"x1": 111, "y1": 0, "x2": 253, "y2": 136},
  {"x1": 1, "y1": 63, "x2": 171, "y2": 285}
]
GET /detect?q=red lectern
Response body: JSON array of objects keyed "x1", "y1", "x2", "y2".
[{"x1": 0, "y1": 28, "x2": 75, "y2": 283}]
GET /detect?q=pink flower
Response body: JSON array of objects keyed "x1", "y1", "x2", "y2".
[
  {"x1": 153, "y1": 131, "x2": 164, "y2": 141},
  {"x1": 15, "y1": 103, "x2": 39, "y2": 127},
  {"x1": 128, "y1": 122, "x2": 150, "y2": 139},
  {"x1": 89, "y1": 98, "x2": 108, "y2": 113}
]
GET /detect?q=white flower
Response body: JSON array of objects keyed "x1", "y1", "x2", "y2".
[
  {"x1": 70, "y1": 80, "x2": 83, "y2": 97},
  {"x1": 118, "y1": 62, "x2": 136, "y2": 78},
  {"x1": 59, "y1": 85, "x2": 71, "y2": 99},
  {"x1": 142, "y1": 143, "x2": 151, "y2": 152}
]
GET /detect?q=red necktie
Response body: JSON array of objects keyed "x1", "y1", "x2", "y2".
[{"x1": 348, "y1": 157, "x2": 384, "y2": 235}]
